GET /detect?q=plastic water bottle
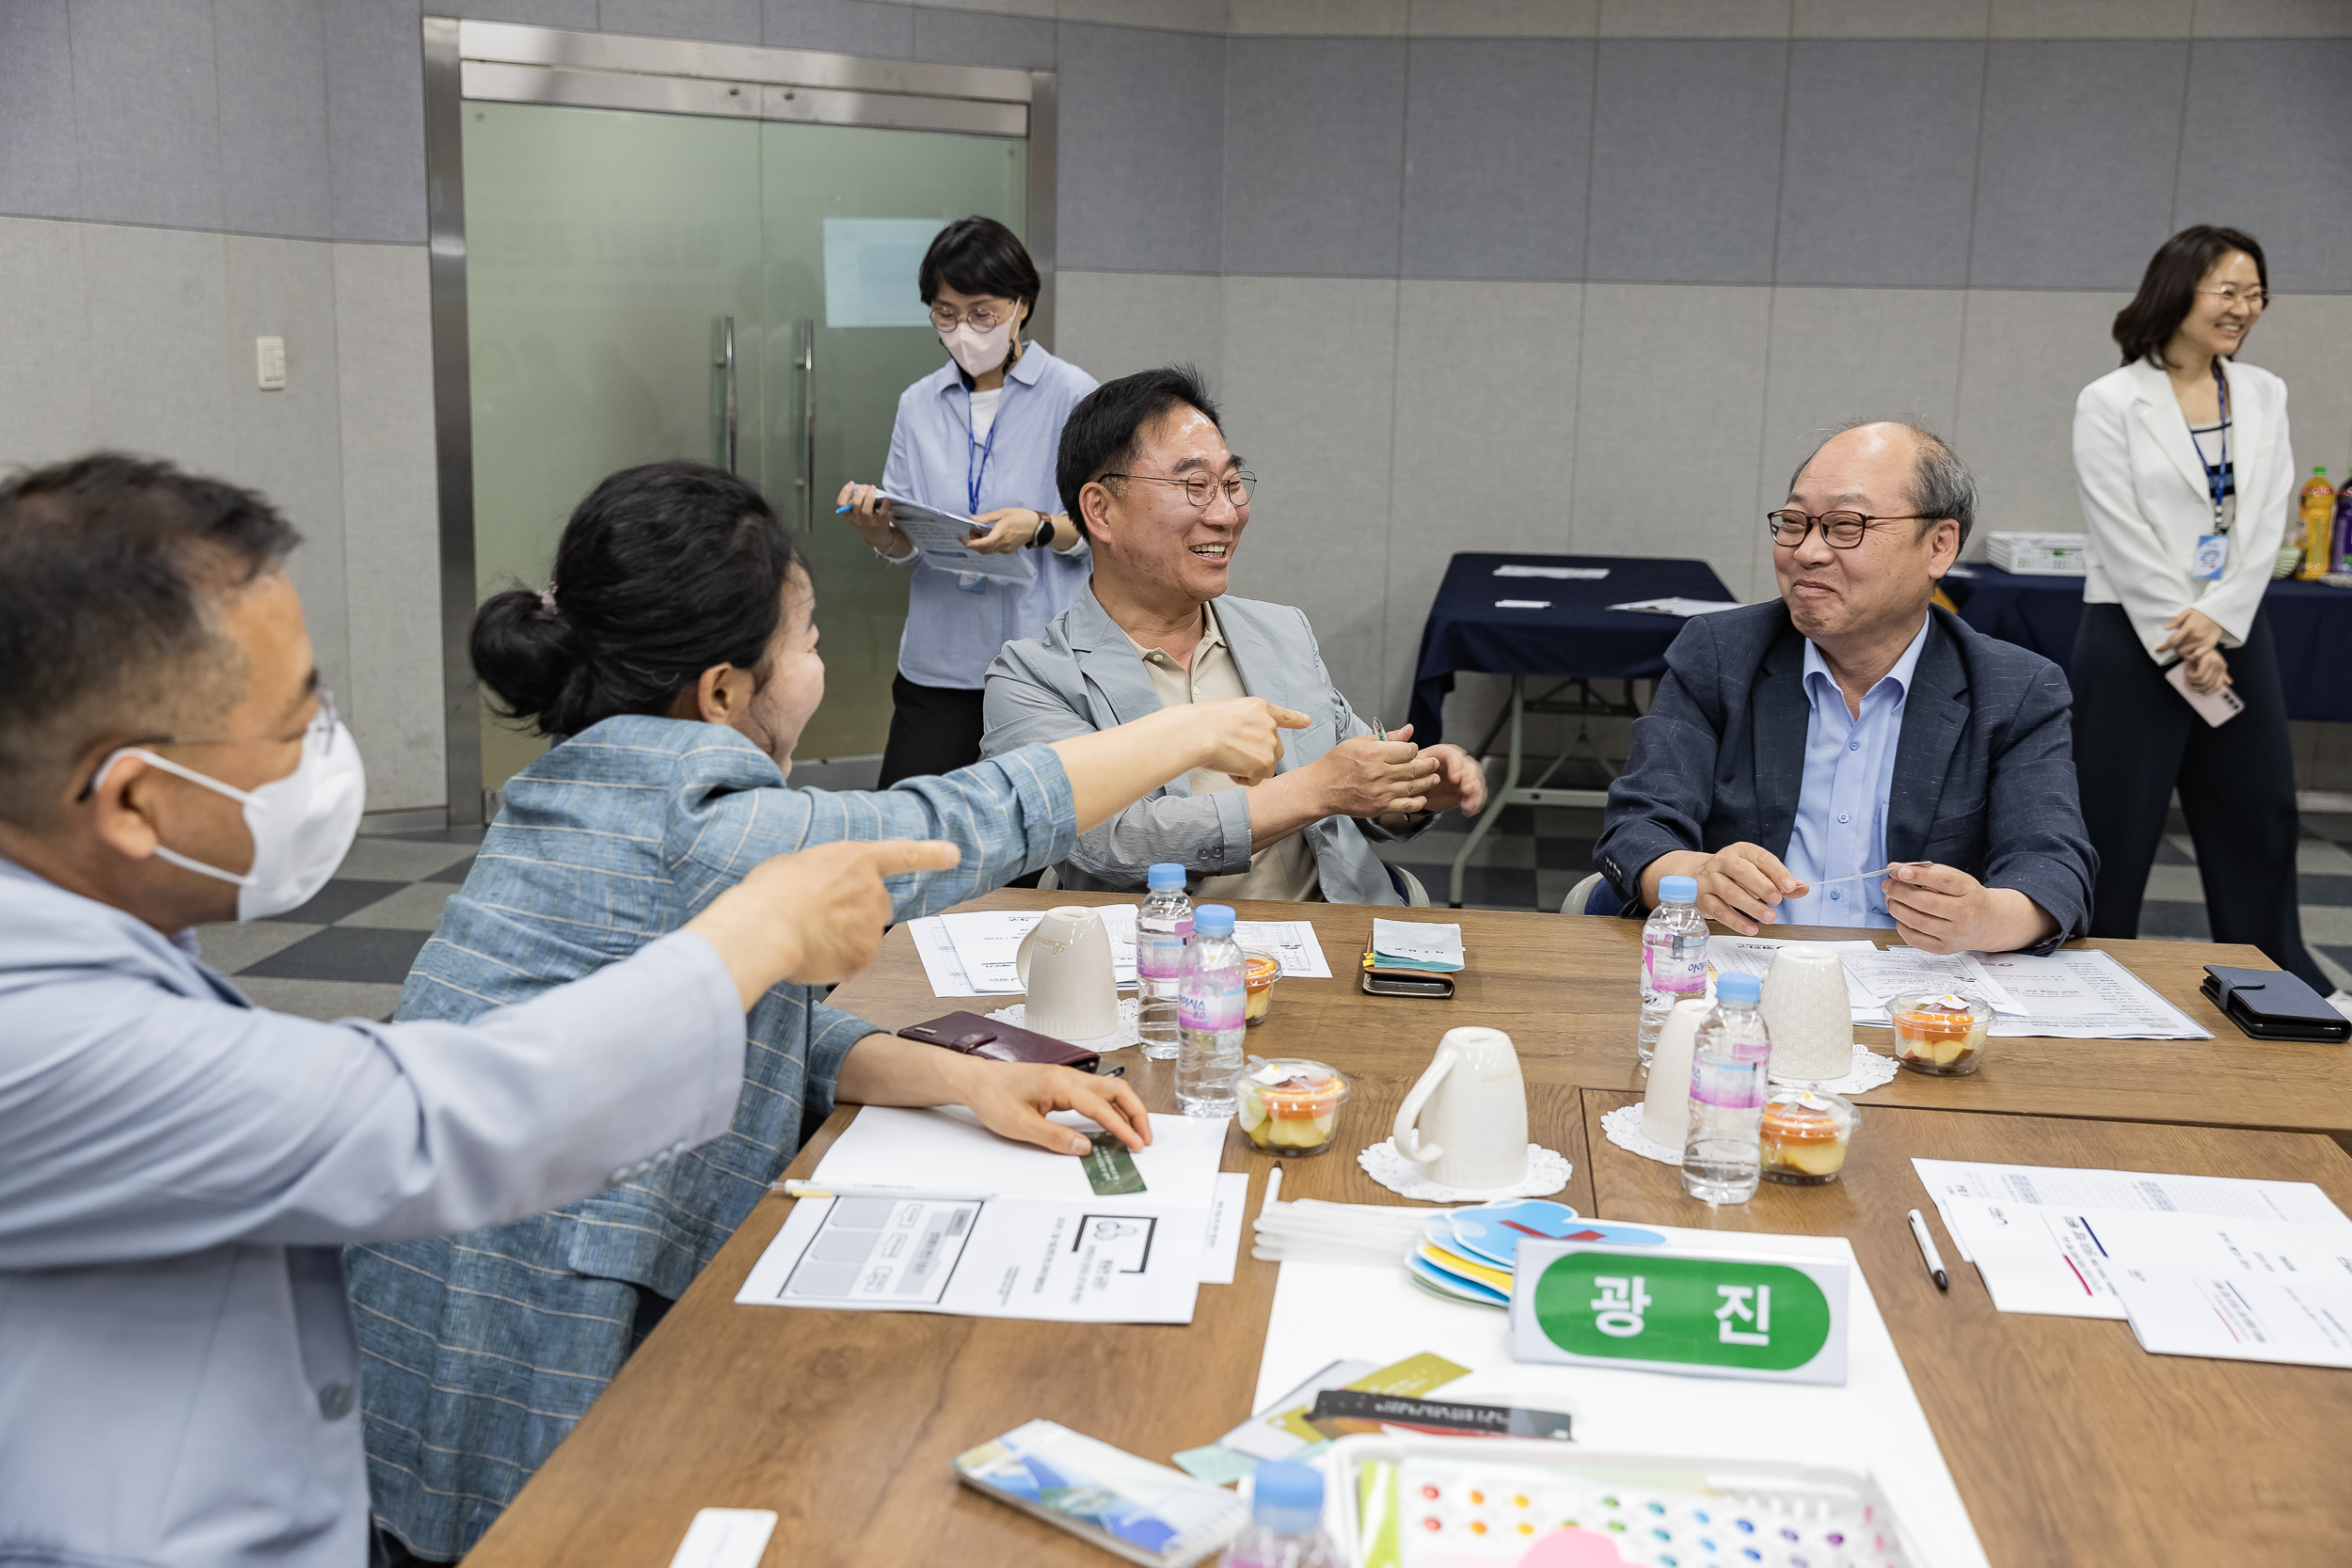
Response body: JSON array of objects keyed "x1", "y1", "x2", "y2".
[
  {"x1": 1639, "y1": 874, "x2": 1708, "y2": 1066},
  {"x1": 1218, "y1": 1461, "x2": 1335, "y2": 1568},
  {"x1": 1177, "y1": 905, "x2": 1246, "y2": 1117},
  {"x1": 1682, "y1": 972, "x2": 1771, "y2": 1205},
  {"x1": 1136, "y1": 863, "x2": 1193, "y2": 1062}
]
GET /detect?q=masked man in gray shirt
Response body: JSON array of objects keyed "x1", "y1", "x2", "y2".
[{"x1": 0, "y1": 454, "x2": 957, "y2": 1568}]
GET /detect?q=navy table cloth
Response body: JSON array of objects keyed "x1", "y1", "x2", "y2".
[{"x1": 1406, "y1": 552, "x2": 1739, "y2": 743}]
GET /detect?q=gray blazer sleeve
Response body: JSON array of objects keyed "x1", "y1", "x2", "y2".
[
  {"x1": 982, "y1": 642, "x2": 1255, "y2": 883},
  {"x1": 0, "y1": 930, "x2": 745, "y2": 1268}
]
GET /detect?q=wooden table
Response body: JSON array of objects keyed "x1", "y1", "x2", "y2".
[
  {"x1": 809, "y1": 890, "x2": 2352, "y2": 1136},
  {"x1": 471, "y1": 1086, "x2": 2352, "y2": 1567}
]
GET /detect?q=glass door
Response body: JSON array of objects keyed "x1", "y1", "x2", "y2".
[
  {"x1": 757, "y1": 121, "x2": 1025, "y2": 759},
  {"x1": 461, "y1": 103, "x2": 1025, "y2": 786}
]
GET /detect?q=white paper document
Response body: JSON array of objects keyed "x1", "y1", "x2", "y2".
[
  {"x1": 737, "y1": 1192, "x2": 1206, "y2": 1323},
  {"x1": 1493, "y1": 564, "x2": 1609, "y2": 580},
  {"x1": 1706, "y1": 936, "x2": 1880, "y2": 1012},
  {"x1": 1968, "y1": 948, "x2": 2209, "y2": 1039},
  {"x1": 814, "y1": 1104, "x2": 1227, "y2": 1213},
  {"x1": 908, "y1": 915, "x2": 976, "y2": 995},
  {"x1": 1607, "y1": 597, "x2": 1743, "y2": 617},
  {"x1": 1912, "y1": 1156, "x2": 2351, "y2": 1267},
  {"x1": 1493, "y1": 598, "x2": 1552, "y2": 610},
  {"x1": 2104, "y1": 1213, "x2": 2352, "y2": 1368},
  {"x1": 1839, "y1": 946, "x2": 2022, "y2": 1020},
  {"x1": 1233, "y1": 919, "x2": 1332, "y2": 979},
  {"x1": 1200, "y1": 1171, "x2": 1249, "y2": 1286},
  {"x1": 881, "y1": 492, "x2": 1037, "y2": 584}
]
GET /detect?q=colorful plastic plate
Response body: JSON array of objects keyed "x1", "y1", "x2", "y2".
[{"x1": 1405, "y1": 1252, "x2": 1509, "y2": 1308}]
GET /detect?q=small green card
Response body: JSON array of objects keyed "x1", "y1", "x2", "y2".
[{"x1": 1081, "y1": 1132, "x2": 1146, "y2": 1196}]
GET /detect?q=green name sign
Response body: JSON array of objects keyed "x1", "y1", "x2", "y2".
[{"x1": 1510, "y1": 1242, "x2": 1850, "y2": 1386}]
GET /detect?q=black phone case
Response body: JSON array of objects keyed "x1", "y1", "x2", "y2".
[{"x1": 2200, "y1": 966, "x2": 2351, "y2": 1044}]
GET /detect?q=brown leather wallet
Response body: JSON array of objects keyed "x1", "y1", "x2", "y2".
[{"x1": 896, "y1": 1011, "x2": 1102, "y2": 1072}]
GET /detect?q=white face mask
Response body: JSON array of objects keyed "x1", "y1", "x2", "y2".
[
  {"x1": 91, "y1": 695, "x2": 368, "y2": 922},
  {"x1": 940, "y1": 315, "x2": 1017, "y2": 380}
]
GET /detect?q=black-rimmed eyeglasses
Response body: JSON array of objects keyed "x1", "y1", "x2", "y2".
[{"x1": 1766, "y1": 510, "x2": 1927, "y2": 549}]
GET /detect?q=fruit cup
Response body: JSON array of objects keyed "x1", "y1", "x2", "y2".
[
  {"x1": 1232, "y1": 1057, "x2": 1350, "y2": 1156},
  {"x1": 1242, "y1": 950, "x2": 1282, "y2": 1027},
  {"x1": 1889, "y1": 990, "x2": 1992, "y2": 1076},
  {"x1": 1759, "y1": 1087, "x2": 1857, "y2": 1185}
]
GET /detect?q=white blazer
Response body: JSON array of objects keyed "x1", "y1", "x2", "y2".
[{"x1": 2073, "y1": 356, "x2": 2294, "y2": 660}]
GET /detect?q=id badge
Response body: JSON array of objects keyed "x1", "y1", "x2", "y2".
[{"x1": 2191, "y1": 532, "x2": 2228, "y2": 581}]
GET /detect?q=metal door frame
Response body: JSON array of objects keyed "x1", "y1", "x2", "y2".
[{"x1": 421, "y1": 16, "x2": 1057, "y2": 823}]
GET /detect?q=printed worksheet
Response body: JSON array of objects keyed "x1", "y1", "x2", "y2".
[
  {"x1": 1839, "y1": 946, "x2": 2021, "y2": 1019},
  {"x1": 1913, "y1": 1157, "x2": 2351, "y2": 1264},
  {"x1": 2104, "y1": 1213, "x2": 2352, "y2": 1367},
  {"x1": 1705, "y1": 937, "x2": 1879, "y2": 1011},
  {"x1": 882, "y1": 493, "x2": 1036, "y2": 584},
  {"x1": 1971, "y1": 948, "x2": 2209, "y2": 1039},
  {"x1": 737, "y1": 1194, "x2": 1205, "y2": 1323},
  {"x1": 940, "y1": 908, "x2": 1139, "y2": 995}
]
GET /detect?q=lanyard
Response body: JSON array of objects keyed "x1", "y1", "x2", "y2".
[
  {"x1": 965, "y1": 390, "x2": 1002, "y2": 515},
  {"x1": 2185, "y1": 361, "x2": 2232, "y2": 532}
]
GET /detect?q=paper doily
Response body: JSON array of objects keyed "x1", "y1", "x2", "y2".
[
  {"x1": 983, "y1": 996, "x2": 1141, "y2": 1053},
  {"x1": 1599, "y1": 1103, "x2": 1685, "y2": 1165},
  {"x1": 1357, "y1": 1137, "x2": 1572, "y2": 1201},
  {"x1": 1771, "y1": 1045, "x2": 1899, "y2": 1096}
]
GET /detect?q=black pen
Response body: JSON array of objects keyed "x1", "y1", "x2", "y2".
[{"x1": 1908, "y1": 1207, "x2": 1950, "y2": 1291}]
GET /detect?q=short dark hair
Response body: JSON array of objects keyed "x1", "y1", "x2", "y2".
[
  {"x1": 1055, "y1": 365, "x2": 1224, "y2": 531},
  {"x1": 471, "y1": 461, "x2": 809, "y2": 739},
  {"x1": 2113, "y1": 225, "x2": 2267, "y2": 369},
  {"x1": 0, "y1": 452, "x2": 300, "y2": 827},
  {"x1": 1788, "y1": 419, "x2": 1978, "y2": 553},
  {"x1": 917, "y1": 216, "x2": 1040, "y2": 311}
]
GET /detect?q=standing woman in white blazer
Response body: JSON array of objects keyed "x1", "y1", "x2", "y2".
[{"x1": 2070, "y1": 224, "x2": 2328, "y2": 991}]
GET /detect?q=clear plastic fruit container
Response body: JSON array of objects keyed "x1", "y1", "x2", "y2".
[
  {"x1": 1232, "y1": 1057, "x2": 1350, "y2": 1156},
  {"x1": 1888, "y1": 990, "x2": 1992, "y2": 1076},
  {"x1": 1759, "y1": 1087, "x2": 1857, "y2": 1185},
  {"x1": 1242, "y1": 950, "x2": 1282, "y2": 1027}
]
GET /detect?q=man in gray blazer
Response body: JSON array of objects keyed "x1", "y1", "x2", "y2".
[
  {"x1": 0, "y1": 454, "x2": 950, "y2": 1568},
  {"x1": 1595, "y1": 420, "x2": 2094, "y2": 956},
  {"x1": 983, "y1": 366, "x2": 1486, "y2": 904}
]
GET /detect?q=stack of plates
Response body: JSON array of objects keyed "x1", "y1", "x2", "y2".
[{"x1": 1406, "y1": 1200, "x2": 1665, "y2": 1308}]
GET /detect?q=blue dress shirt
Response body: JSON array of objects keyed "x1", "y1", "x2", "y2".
[
  {"x1": 880, "y1": 340, "x2": 1099, "y2": 689},
  {"x1": 1779, "y1": 615, "x2": 1932, "y2": 927}
]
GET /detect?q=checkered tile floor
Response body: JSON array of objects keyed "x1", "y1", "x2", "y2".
[{"x1": 201, "y1": 814, "x2": 2352, "y2": 1023}]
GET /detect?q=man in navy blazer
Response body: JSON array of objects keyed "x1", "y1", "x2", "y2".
[{"x1": 1595, "y1": 420, "x2": 2095, "y2": 956}]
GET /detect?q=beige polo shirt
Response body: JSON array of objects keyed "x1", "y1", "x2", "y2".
[{"x1": 1126, "y1": 605, "x2": 1322, "y2": 903}]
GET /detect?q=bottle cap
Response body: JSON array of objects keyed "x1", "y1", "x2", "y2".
[
  {"x1": 1250, "y1": 1460, "x2": 1324, "y2": 1531},
  {"x1": 1717, "y1": 973, "x2": 1761, "y2": 1006},
  {"x1": 1147, "y1": 863, "x2": 1186, "y2": 891},
  {"x1": 1659, "y1": 875, "x2": 1698, "y2": 905},
  {"x1": 1193, "y1": 904, "x2": 1235, "y2": 936}
]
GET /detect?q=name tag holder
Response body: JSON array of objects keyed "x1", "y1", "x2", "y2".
[{"x1": 1510, "y1": 1240, "x2": 1851, "y2": 1386}]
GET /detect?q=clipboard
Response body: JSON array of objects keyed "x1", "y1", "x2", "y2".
[{"x1": 882, "y1": 492, "x2": 1036, "y2": 584}]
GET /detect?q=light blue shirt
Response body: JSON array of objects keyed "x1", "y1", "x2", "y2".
[
  {"x1": 1780, "y1": 615, "x2": 1932, "y2": 928},
  {"x1": 880, "y1": 340, "x2": 1099, "y2": 689}
]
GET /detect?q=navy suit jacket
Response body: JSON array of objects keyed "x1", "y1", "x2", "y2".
[{"x1": 1594, "y1": 601, "x2": 2096, "y2": 954}]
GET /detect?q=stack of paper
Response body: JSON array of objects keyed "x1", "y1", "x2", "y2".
[
  {"x1": 1606, "y1": 596, "x2": 1743, "y2": 617},
  {"x1": 1369, "y1": 919, "x2": 1462, "y2": 973},
  {"x1": 737, "y1": 1106, "x2": 1247, "y2": 1324},
  {"x1": 911, "y1": 908, "x2": 1333, "y2": 997},
  {"x1": 1913, "y1": 1158, "x2": 2352, "y2": 1366},
  {"x1": 1492, "y1": 564, "x2": 1610, "y2": 580}
]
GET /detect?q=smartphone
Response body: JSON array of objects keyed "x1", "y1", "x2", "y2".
[{"x1": 2164, "y1": 659, "x2": 2244, "y2": 727}]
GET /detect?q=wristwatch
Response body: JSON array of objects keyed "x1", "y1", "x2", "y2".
[{"x1": 1028, "y1": 514, "x2": 1057, "y2": 549}]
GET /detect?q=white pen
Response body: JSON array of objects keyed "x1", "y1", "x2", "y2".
[
  {"x1": 771, "y1": 1180, "x2": 994, "y2": 1201},
  {"x1": 1908, "y1": 1207, "x2": 1950, "y2": 1292},
  {"x1": 1804, "y1": 862, "x2": 1931, "y2": 889}
]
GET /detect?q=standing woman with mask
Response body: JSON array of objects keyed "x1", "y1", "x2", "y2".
[
  {"x1": 837, "y1": 216, "x2": 1097, "y2": 785},
  {"x1": 2070, "y1": 225, "x2": 2335, "y2": 997}
]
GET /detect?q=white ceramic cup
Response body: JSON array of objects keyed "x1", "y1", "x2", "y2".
[
  {"x1": 1014, "y1": 906, "x2": 1120, "y2": 1040},
  {"x1": 1760, "y1": 943, "x2": 1853, "y2": 1084},
  {"x1": 1641, "y1": 996, "x2": 1716, "y2": 1148},
  {"x1": 1392, "y1": 1026, "x2": 1529, "y2": 1190}
]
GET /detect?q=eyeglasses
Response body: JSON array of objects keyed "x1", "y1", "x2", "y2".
[
  {"x1": 930, "y1": 299, "x2": 1019, "y2": 332},
  {"x1": 1098, "y1": 470, "x2": 1258, "y2": 509},
  {"x1": 77, "y1": 688, "x2": 339, "y2": 800},
  {"x1": 2195, "y1": 286, "x2": 2268, "y2": 310},
  {"x1": 1766, "y1": 510, "x2": 1927, "y2": 549}
]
